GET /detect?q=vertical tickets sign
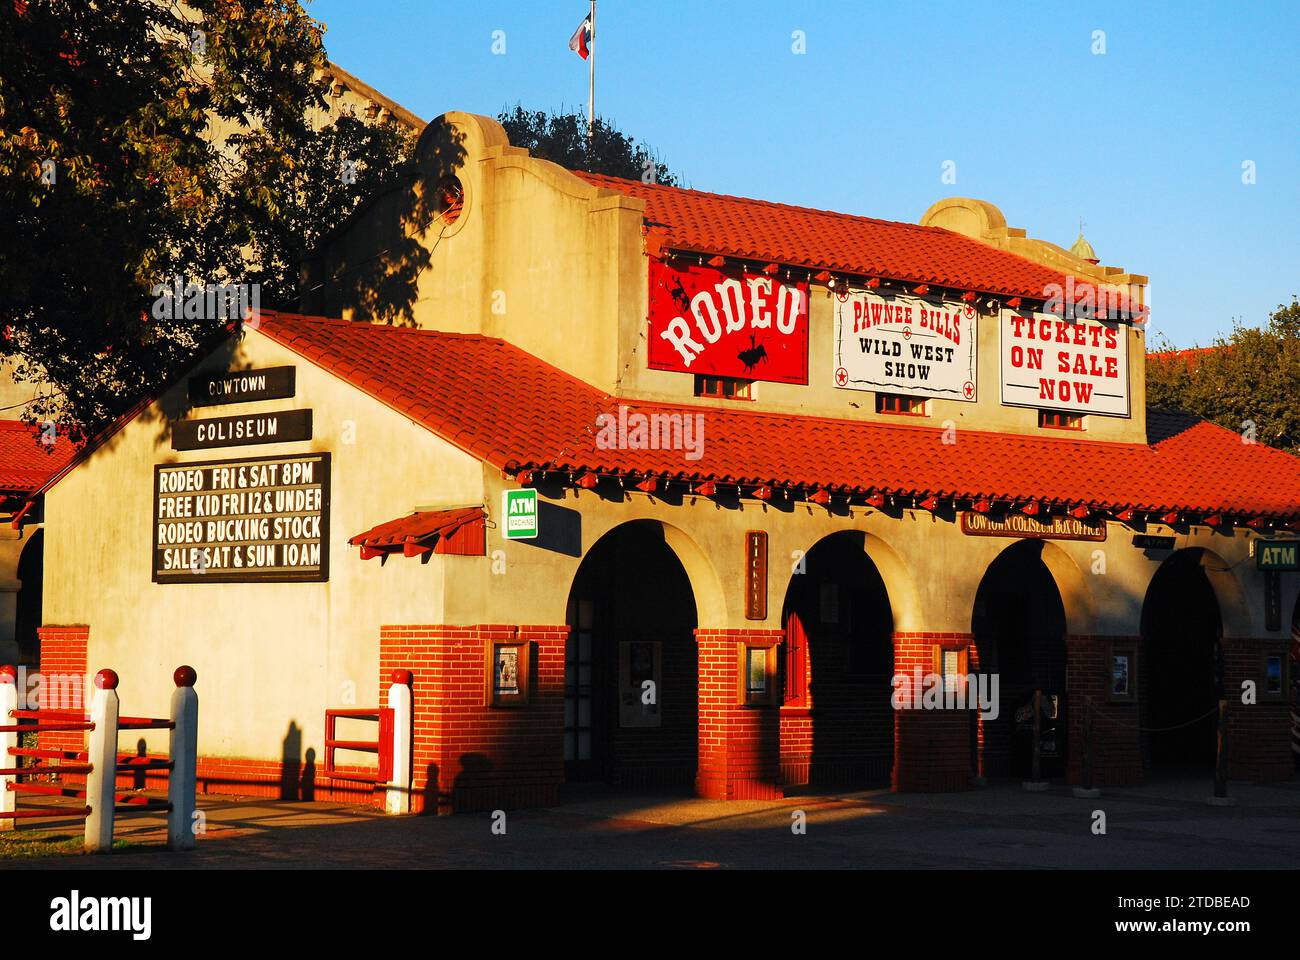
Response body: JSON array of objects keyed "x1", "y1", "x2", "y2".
[
  {"x1": 647, "y1": 260, "x2": 809, "y2": 384},
  {"x1": 832, "y1": 288, "x2": 977, "y2": 400},
  {"x1": 1001, "y1": 311, "x2": 1130, "y2": 417},
  {"x1": 153, "y1": 454, "x2": 330, "y2": 582}
]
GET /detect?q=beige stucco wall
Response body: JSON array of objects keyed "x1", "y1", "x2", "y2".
[
  {"x1": 41, "y1": 329, "x2": 482, "y2": 757},
  {"x1": 307, "y1": 112, "x2": 1147, "y2": 444},
  {"x1": 464, "y1": 470, "x2": 1283, "y2": 642}
]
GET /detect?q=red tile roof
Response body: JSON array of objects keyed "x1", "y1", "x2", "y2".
[
  {"x1": 0, "y1": 420, "x2": 79, "y2": 495},
  {"x1": 257, "y1": 312, "x2": 1300, "y2": 521},
  {"x1": 349, "y1": 507, "x2": 486, "y2": 559},
  {"x1": 573, "y1": 172, "x2": 1111, "y2": 303}
]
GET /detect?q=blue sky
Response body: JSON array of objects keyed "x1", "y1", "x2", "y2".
[{"x1": 310, "y1": 0, "x2": 1299, "y2": 347}]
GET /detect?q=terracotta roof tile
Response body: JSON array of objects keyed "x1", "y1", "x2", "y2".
[
  {"x1": 573, "y1": 171, "x2": 1114, "y2": 304},
  {"x1": 257, "y1": 312, "x2": 1300, "y2": 521},
  {"x1": 0, "y1": 420, "x2": 79, "y2": 494}
]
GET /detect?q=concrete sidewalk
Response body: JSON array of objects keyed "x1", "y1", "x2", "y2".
[{"x1": 4, "y1": 775, "x2": 1298, "y2": 869}]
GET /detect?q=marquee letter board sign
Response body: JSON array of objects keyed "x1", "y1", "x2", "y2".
[
  {"x1": 153, "y1": 453, "x2": 330, "y2": 583},
  {"x1": 647, "y1": 259, "x2": 809, "y2": 384},
  {"x1": 832, "y1": 288, "x2": 977, "y2": 401},
  {"x1": 1000, "y1": 311, "x2": 1130, "y2": 417},
  {"x1": 188, "y1": 366, "x2": 296, "y2": 406}
]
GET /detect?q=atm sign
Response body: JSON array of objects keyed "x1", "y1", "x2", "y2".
[{"x1": 1256, "y1": 540, "x2": 1299, "y2": 571}]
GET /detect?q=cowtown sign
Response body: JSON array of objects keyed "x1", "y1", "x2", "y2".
[
  {"x1": 1000, "y1": 310, "x2": 1130, "y2": 417},
  {"x1": 960, "y1": 511, "x2": 1107, "y2": 542},
  {"x1": 832, "y1": 287, "x2": 978, "y2": 401},
  {"x1": 647, "y1": 259, "x2": 809, "y2": 384},
  {"x1": 188, "y1": 365, "x2": 296, "y2": 406}
]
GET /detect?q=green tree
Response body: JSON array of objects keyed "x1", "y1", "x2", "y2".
[
  {"x1": 1146, "y1": 298, "x2": 1300, "y2": 453},
  {"x1": 0, "y1": 0, "x2": 413, "y2": 440},
  {"x1": 497, "y1": 105, "x2": 679, "y2": 186}
]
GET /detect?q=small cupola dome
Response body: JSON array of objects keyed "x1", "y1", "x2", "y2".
[{"x1": 1069, "y1": 224, "x2": 1099, "y2": 265}]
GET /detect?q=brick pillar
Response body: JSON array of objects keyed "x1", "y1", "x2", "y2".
[
  {"x1": 1065, "y1": 635, "x2": 1142, "y2": 787},
  {"x1": 36, "y1": 624, "x2": 89, "y2": 756},
  {"x1": 695, "y1": 628, "x2": 782, "y2": 800},
  {"x1": 1220, "y1": 636, "x2": 1292, "y2": 781},
  {"x1": 380, "y1": 624, "x2": 566, "y2": 814},
  {"x1": 892, "y1": 632, "x2": 972, "y2": 792}
]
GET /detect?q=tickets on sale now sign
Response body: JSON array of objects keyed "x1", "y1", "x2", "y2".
[
  {"x1": 832, "y1": 288, "x2": 978, "y2": 401},
  {"x1": 1000, "y1": 311, "x2": 1130, "y2": 417}
]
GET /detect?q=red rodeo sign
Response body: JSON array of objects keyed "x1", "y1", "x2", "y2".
[{"x1": 647, "y1": 260, "x2": 809, "y2": 384}]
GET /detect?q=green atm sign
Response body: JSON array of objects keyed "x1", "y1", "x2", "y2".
[
  {"x1": 1256, "y1": 540, "x2": 1299, "y2": 571},
  {"x1": 503, "y1": 489, "x2": 539, "y2": 540}
]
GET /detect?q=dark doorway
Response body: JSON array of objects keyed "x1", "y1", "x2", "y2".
[
  {"x1": 14, "y1": 528, "x2": 44, "y2": 666},
  {"x1": 971, "y1": 540, "x2": 1068, "y2": 779},
  {"x1": 780, "y1": 532, "x2": 894, "y2": 788},
  {"x1": 1141, "y1": 549, "x2": 1222, "y2": 774},
  {"x1": 564, "y1": 521, "x2": 698, "y2": 789}
]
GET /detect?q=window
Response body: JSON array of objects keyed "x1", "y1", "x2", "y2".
[
  {"x1": 783, "y1": 612, "x2": 809, "y2": 708},
  {"x1": 875, "y1": 393, "x2": 926, "y2": 416},
  {"x1": 1039, "y1": 410, "x2": 1083, "y2": 431},
  {"x1": 694, "y1": 375, "x2": 752, "y2": 400},
  {"x1": 1108, "y1": 643, "x2": 1137, "y2": 702},
  {"x1": 1262, "y1": 653, "x2": 1288, "y2": 700}
]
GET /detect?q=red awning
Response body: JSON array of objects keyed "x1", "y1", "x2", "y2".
[{"x1": 349, "y1": 507, "x2": 486, "y2": 559}]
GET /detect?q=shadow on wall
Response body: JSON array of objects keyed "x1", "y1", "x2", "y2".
[
  {"x1": 279, "y1": 721, "x2": 317, "y2": 801},
  {"x1": 300, "y1": 118, "x2": 468, "y2": 326}
]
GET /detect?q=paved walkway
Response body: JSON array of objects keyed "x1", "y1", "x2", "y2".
[{"x1": 4, "y1": 775, "x2": 1298, "y2": 869}]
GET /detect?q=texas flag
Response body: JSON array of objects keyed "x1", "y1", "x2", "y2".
[{"x1": 568, "y1": 14, "x2": 592, "y2": 60}]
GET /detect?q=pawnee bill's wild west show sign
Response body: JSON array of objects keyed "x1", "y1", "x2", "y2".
[
  {"x1": 1000, "y1": 310, "x2": 1130, "y2": 417},
  {"x1": 647, "y1": 260, "x2": 810, "y2": 384},
  {"x1": 832, "y1": 287, "x2": 978, "y2": 401}
]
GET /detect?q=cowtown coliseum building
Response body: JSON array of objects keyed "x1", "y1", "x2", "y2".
[{"x1": 25, "y1": 113, "x2": 1300, "y2": 813}]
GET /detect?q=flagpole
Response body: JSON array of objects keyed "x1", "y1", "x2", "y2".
[{"x1": 587, "y1": 0, "x2": 596, "y2": 148}]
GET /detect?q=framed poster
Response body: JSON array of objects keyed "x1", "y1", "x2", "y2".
[
  {"x1": 486, "y1": 641, "x2": 532, "y2": 707},
  {"x1": 1109, "y1": 644, "x2": 1137, "y2": 702},
  {"x1": 618, "y1": 641, "x2": 662, "y2": 728},
  {"x1": 738, "y1": 639, "x2": 779, "y2": 707},
  {"x1": 832, "y1": 288, "x2": 977, "y2": 401}
]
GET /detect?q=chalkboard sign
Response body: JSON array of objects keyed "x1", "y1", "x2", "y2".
[{"x1": 153, "y1": 453, "x2": 330, "y2": 583}]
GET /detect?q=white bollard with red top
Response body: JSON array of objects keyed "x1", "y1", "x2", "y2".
[
  {"x1": 0, "y1": 665, "x2": 17, "y2": 831},
  {"x1": 168, "y1": 665, "x2": 198, "y2": 850},
  {"x1": 386, "y1": 669, "x2": 412, "y2": 815},
  {"x1": 84, "y1": 668, "x2": 120, "y2": 853}
]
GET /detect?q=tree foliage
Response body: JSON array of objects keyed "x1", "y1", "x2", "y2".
[
  {"x1": 0, "y1": 0, "x2": 414, "y2": 440},
  {"x1": 1146, "y1": 299, "x2": 1300, "y2": 454},
  {"x1": 497, "y1": 104, "x2": 679, "y2": 186}
]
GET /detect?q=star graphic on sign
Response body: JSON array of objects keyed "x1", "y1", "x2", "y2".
[
  {"x1": 963, "y1": 381, "x2": 975, "y2": 399},
  {"x1": 835, "y1": 367, "x2": 848, "y2": 386}
]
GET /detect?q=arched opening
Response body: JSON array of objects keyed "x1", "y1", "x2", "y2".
[
  {"x1": 1292, "y1": 592, "x2": 1300, "y2": 769},
  {"x1": 1141, "y1": 548, "x2": 1223, "y2": 775},
  {"x1": 14, "y1": 528, "x2": 43, "y2": 666},
  {"x1": 971, "y1": 540, "x2": 1068, "y2": 779},
  {"x1": 564, "y1": 520, "x2": 698, "y2": 789},
  {"x1": 779, "y1": 531, "x2": 894, "y2": 789}
]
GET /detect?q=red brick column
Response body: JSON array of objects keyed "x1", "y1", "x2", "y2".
[
  {"x1": 695, "y1": 628, "x2": 783, "y2": 800},
  {"x1": 892, "y1": 632, "x2": 972, "y2": 792},
  {"x1": 1065, "y1": 635, "x2": 1142, "y2": 787},
  {"x1": 380, "y1": 624, "x2": 566, "y2": 814},
  {"x1": 36, "y1": 624, "x2": 89, "y2": 755},
  {"x1": 1221, "y1": 636, "x2": 1292, "y2": 781}
]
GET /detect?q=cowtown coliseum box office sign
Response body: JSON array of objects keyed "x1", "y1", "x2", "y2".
[
  {"x1": 647, "y1": 259, "x2": 809, "y2": 384},
  {"x1": 153, "y1": 453, "x2": 331, "y2": 583},
  {"x1": 1001, "y1": 310, "x2": 1130, "y2": 417},
  {"x1": 832, "y1": 287, "x2": 978, "y2": 401}
]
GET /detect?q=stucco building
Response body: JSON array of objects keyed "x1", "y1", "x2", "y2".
[{"x1": 21, "y1": 112, "x2": 1300, "y2": 812}]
